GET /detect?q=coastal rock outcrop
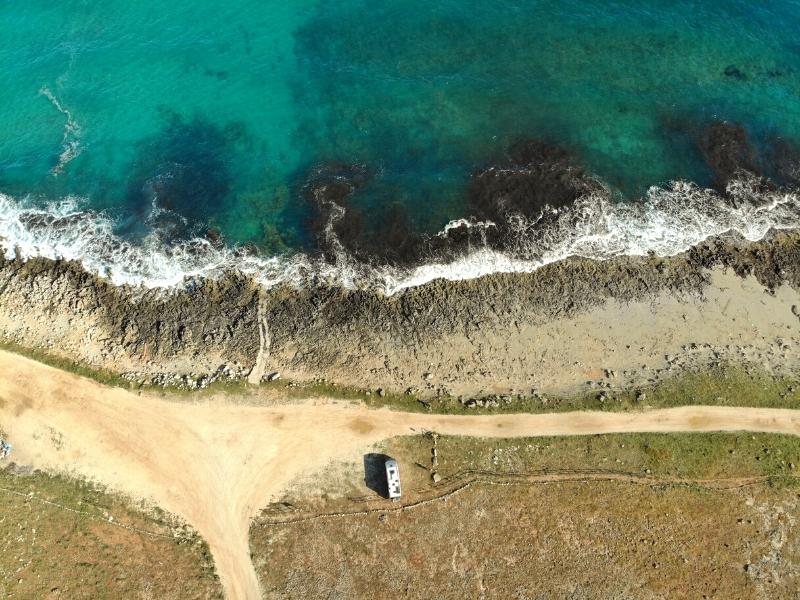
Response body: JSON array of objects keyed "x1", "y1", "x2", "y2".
[{"x1": 1, "y1": 229, "x2": 800, "y2": 397}]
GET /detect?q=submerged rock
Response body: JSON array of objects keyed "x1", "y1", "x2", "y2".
[
  {"x1": 697, "y1": 121, "x2": 758, "y2": 190},
  {"x1": 468, "y1": 139, "x2": 603, "y2": 249}
]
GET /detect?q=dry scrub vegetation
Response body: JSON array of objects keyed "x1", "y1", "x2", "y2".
[
  {"x1": 0, "y1": 467, "x2": 223, "y2": 599},
  {"x1": 253, "y1": 432, "x2": 800, "y2": 600}
]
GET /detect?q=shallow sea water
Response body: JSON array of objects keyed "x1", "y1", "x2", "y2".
[{"x1": 1, "y1": 1, "x2": 800, "y2": 288}]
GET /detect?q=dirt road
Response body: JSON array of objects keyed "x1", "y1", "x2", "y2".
[{"x1": 1, "y1": 350, "x2": 799, "y2": 599}]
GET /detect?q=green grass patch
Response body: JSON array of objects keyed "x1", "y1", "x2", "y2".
[
  {"x1": 0, "y1": 467, "x2": 167, "y2": 530},
  {"x1": 357, "y1": 365, "x2": 800, "y2": 414},
  {"x1": 0, "y1": 339, "x2": 131, "y2": 388},
  {"x1": 384, "y1": 430, "x2": 800, "y2": 489},
  {"x1": 617, "y1": 367, "x2": 800, "y2": 410}
]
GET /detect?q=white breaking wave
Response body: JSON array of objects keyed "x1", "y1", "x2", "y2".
[
  {"x1": 0, "y1": 174, "x2": 798, "y2": 295},
  {"x1": 0, "y1": 194, "x2": 320, "y2": 289},
  {"x1": 382, "y1": 176, "x2": 800, "y2": 293},
  {"x1": 40, "y1": 86, "x2": 82, "y2": 175}
]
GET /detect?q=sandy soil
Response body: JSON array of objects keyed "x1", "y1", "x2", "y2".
[{"x1": 1, "y1": 350, "x2": 800, "y2": 599}]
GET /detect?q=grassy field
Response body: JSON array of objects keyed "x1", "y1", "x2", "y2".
[
  {"x1": 0, "y1": 467, "x2": 223, "y2": 599},
  {"x1": 387, "y1": 430, "x2": 800, "y2": 486},
  {"x1": 353, "y1": 366, "x2": 800, "y2": 414},
  {"x1": 252, "y1": 431, "x2": 800, "y2": 599},
  {"x1": 253, "y1": 480, "x2": 799, "y2": 599}
]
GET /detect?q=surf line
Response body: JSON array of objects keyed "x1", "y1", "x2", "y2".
[{"x1": 39, "y1": 85, "x2": 82, "y2": 176}]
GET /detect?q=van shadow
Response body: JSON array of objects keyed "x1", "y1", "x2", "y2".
[{"x1": 363, "y1": 453, "x2": 391, "y2": 499}]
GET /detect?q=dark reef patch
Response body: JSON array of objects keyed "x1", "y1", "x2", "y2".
[
  {"x1": 767, "y1": 138, "x2": 800, "y2": 186},
  {"x1": 204, "y1": 68, "x2": 229, "y2": 81},
  {"x1": 466, "y1": 139, "x2": 603, "y2": 250},
  {"x1": 655, "y1": 117, "x2": 800, "y2": 199},
  {"x1": 696, "y1": 121, "x2": 759, "y2": 190},
  {"x1": 302, "y1": 161, "x2": 373, "y2": 261},
  {"x1": 123, "y1": 113, "x2": 240, "y2": 239},
  {"x1": 723, "y1": 65, "x2": 747, "y2": 81},
  {"x1": 296, "y1": 121, "x2": 800, "y2": 271},
  {"x1": 468, "y1": 140, "x2": 595, "y2": 221},
  {"x1": 301, "y1": 139, "x2": 602, "y2": 266},
  {"x1": 302, "y1": 161, "x2": 472, "y2": 266},
  {"x1": 692, "y1": 120, "x2": 800, "y2": 198},
  {"x1": 658, "y1": 117, "x2": 770, "y2": 191}
]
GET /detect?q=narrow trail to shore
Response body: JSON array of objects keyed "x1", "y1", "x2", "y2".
[
  {"x1": 247, "y1": 292, "x2": 271, "y2": 385},
  {"x1": 1, "y1": 350, "x2": 800, "y2": 599}
]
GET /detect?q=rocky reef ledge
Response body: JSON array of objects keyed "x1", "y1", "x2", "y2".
[{"x1": 2, "y1": 230, "x2": 800, "y2": 399}]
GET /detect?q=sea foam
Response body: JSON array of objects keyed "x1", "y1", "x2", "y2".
[
  {"x1": 0, "y1": 174, "x2": 798, "y2": 295},
  {"x1": 39, "y1": 86, "x2": 82, "y2": 176}
]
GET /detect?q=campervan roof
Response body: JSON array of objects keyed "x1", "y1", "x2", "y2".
[{"x1": 385, "y1": 458, "x2": 401, "y2": 499}]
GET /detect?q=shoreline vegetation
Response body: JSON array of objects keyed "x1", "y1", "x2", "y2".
[{"x1": 3, "y1": 336, "x2": 800, "y2": 415}]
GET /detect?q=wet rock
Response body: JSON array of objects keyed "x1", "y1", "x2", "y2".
[
  {"x1": 2, "y1": 228, "x2": 800, "y2": 397},
  {"x1": 468, "y1": 139, "x2": 603, "y2": 249}
]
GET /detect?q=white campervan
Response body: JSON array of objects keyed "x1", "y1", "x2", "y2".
[{"x1": 385, "y1": 458, "x2": 401, "y2": 500}]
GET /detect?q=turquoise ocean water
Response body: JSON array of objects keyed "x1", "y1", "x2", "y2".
[{"x1": 2, "y1": 1, "x2": 800, "y2": 289}]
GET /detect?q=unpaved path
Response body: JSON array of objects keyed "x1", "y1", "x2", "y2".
[
  {"x1": 247, "y1": 292, "x2": 270, "y2": 385},
  {"x1": 1, "y1": 350, "x2": 800, "y2": 599}
]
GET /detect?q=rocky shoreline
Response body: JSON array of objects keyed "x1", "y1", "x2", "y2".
[{"x1": 1, "y1": 229, "x2": 800, "y2": 398}]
